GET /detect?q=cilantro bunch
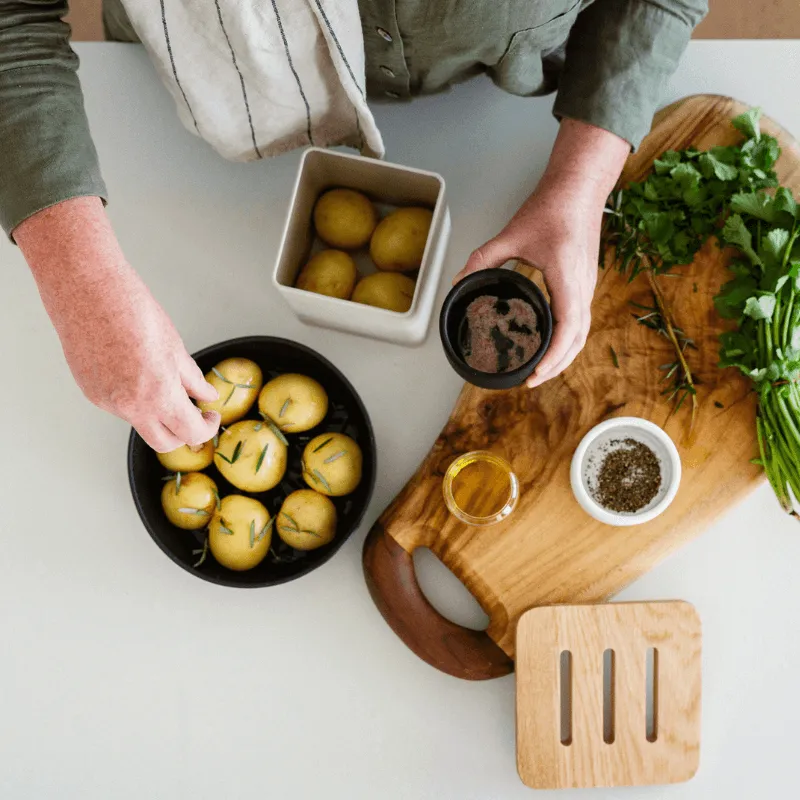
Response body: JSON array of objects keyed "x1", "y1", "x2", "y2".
[
  {"x1": 603, "y1": 109, "x2": 780, "y2": 281},
  {"x1": 716, "y1": 187, "x2": 800, "y2": 514}
]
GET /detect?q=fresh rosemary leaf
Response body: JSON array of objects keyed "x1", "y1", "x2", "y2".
[
  {"x1": 218, "y1": 520, "x2": 234, "y2": 536},
  {"x1": 216, "y1": 451, "x2": 233, "y2": 465},
  {"x1": 313, "y1": 437, "x2": 333, "y2": 453},
  {"x1": 175, "y1": 471, "x2": 182, "y2": 494},
  {"x1": 230, "y1": 440, "x2": 244, "y2": 464},
  {"x1": 222, "y1": 385, "x2": 237, "y2": 407},
  {"x1": 177, "y1": 508, "x2": 211, "y2": 516},
  {"x1": 192, "y1": 537, "x2": 209, "y2": 568},
  {"x1": 609, "y1": 346, "x2": 619, "y2": 369},
  {"x1": 256, "y1": 516, "x2": 274, "y2": 542},
  {"x1": 714, "y1": 401, "x2": 724, "y2": 409},
  {"x1": 323, "y1": 450, "x2": 346, "y2": 464},
  {"x1": 249, "y1": 520, "x2": 255, "y2": 549},
  {"x1": 279, "y1": 398, "x2": 292, "y2": 418},
  {"x1": 211, "y1": 367, "x2": 231, "y2": 384},
  {"x1": 281, "y1": 512, "x2": 300, "y2": 531},
  {"x1": 267, "y1": 421, "x2": 289, "y2": 446},
  {"x1": 255, "y1": 443, "x2": 269, "y2": 473},
  {"x1": 213, "y1": 489, "x2": 221, "y2": 511},
  {"x1": 300, "y1": 529, "x2": 322, "y2": 538},
  {"x1": 313, "y1": 469, "x2": 332, "y2": 493}
]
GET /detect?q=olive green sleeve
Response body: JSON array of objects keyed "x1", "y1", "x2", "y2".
[
  {"x1": 553, "y1": 0, "x2": 708, "y2": 149},
  {"x1": 0, "y1": 0, "x2": 107, "y2": 239}
]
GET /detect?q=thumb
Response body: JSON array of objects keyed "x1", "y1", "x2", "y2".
[
  {"x1": 180, "y1": 352, "x2": 219, "y2": 403},
  {"x1": 453, "y1": 235, "x2": 515, "y2": 285}
]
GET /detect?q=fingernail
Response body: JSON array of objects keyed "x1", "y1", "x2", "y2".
[{"x1": 202, "y1": 411, "x2": 221, "y2": 425}]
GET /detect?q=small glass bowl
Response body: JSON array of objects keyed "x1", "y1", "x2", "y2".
[{"x1": 442, "y1": 450, "x2": 519, "y2": 526}]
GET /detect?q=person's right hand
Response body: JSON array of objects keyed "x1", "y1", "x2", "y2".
[{"x1": 15, "y1": 197, "x2": 220, "y2": 452}]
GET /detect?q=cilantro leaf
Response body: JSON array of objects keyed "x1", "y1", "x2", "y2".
[
  {"x1": 722, "y1": 214, "x2": 762, "y2": 266},
  {"x1": 670, "y1": 162, "x2": 702, "y2": 190},
  {"x1": 653, "y1": 150, "x2": 681, "y2": 175},
  {"x1": 774, "y1": 187, "x2": 798, "y2": 220},
  {"x1": 699, "y1": 150, "x2": 738, "y2": 181},
  {"x1": 732, "y1": 108, "x2": 762, "y2": 141},
  {"x1": 729, "y1": 191, "x2": 776, "y2": 222},
  {"x1": 760, "y1": 228, "x2": 791, "y2": 269},
  {"x1": 744, "y1": 294, "x2": 776, "y2": 321}
]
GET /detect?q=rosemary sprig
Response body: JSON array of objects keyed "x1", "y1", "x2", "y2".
[
  {"x1": 162, "y1": 472, "x2": 182, "y2": 495},
  {"x1": 632, "y1": 291, "x2": 699, "y2": 428},
  {"x1": 218, "y1": 519, "x2": 234, "y2": 536},
  {"x1": 281, "y1": 512, "x2": 301, "y2": 531},
  {"x1": 249, "y1": 520, "x2": 256, "y2": 549},
  {"x1": 279, "y1": 398, "x2": 292, "y2": 418},
  {"x1": 610, "y1": 346, "x2": 619, "y2": 369}
]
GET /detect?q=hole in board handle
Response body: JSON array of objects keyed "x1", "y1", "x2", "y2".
[
  {"x1": 603, "y1": 649, "x2": 615, "y2": 744},
  {"x1": 646, "y1": 647, "x2": 659, "y2": 742},
  {"x1": 560, "y1": 650, "x2": 572, "y2": 746}
]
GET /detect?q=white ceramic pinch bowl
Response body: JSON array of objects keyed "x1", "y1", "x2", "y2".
[{"x1": 570, "y1": 416, "x2": 682, "y2": 527}]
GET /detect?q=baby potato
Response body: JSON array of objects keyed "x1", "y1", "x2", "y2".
[
  {"x1": 258, "y1": 373, "x2": 328, "y2": 433},
  {"x1": 209, "y1": 495, "x2": 272, "y2": 571},
  {"x1": 161, "y1": 472, "x2": 218, "y2": 530},
  {"x1": 277, "y1": 490, "x2": 337, "y2": 551},
  {"x1": 296, "y1": 250, "x2": 358, "y2": 300},
  {"x1": 214, "y1": 419, "x2": 288, "y2": 493},
  {"x1": 351, "y1": 272, "x2": 416, "y2": 313},
  {"x1": 314, "y1": 188, "x2": 377, "y2": 249},
  {"x1": 198, "y1": 357, "x2": 263, "y2": 425},
  {"x1": 370, "y1": 207, "x2": 432, "y2": 272},
  {"x1": 156, "y1": 441, "x2": 214, "y2": 472},
  {"x1": 302, "y1": 433, "x2": 363, "y2": 496}
]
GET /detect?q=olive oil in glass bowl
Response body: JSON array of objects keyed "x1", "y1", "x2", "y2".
[{"x1": 442, "y1": 451, "x2": 519, "y2": 526}]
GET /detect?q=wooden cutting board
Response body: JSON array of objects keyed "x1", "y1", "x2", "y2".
[{"x1": 363, "y1": 95, "x2": 800, "y2": 680}]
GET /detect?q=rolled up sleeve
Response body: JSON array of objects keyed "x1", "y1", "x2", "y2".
[
  {"x1": 553, "y1": 0, "x2": 708, "y2": 149},
  {"x1": 0, "y1": 0, "x2": 107, "y2": 238}
]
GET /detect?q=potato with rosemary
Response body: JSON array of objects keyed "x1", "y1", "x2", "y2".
[
  {"x1": 214, "y1": 419, "x2": 288, "y2": 492},
  {"x1": 198, "y1": 357, "x2": 263, "y2": 425},
  {"x1": 161, "y1": 472, "x2": 218, "y2": 530},
  {"x1": 209, "y1": 495, "x2": 272, "y2": 571},
  {"x1": 302, "y1": 433, "x2": 363, "y2": 496},
  {"x1": 258, "y1": 374, "x2": 328, "y2": 433},
  {"x1": 156, "y1": 440, "x2": 215, "y2": 472},
  {"x1": 277, "y1": 490, "x2": 337, "y2": 551}
]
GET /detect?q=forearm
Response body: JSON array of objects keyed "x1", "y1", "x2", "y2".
[
  {"x1": 554, "y1": 0, "x2": 708, "y2": 149},
  {"x1": 15, "y1": 197, "x2": 127, "y2": 325},
  {"x1": 0, "y1": 0, "x2": 107, "y2": 238},
  {"x1": 539, "y1": 118, "x2": 630, "y2": 203}
]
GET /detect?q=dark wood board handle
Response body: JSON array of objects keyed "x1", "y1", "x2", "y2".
[{"x1": 362, "y1": 522, "x2": 514, "y2": 680}]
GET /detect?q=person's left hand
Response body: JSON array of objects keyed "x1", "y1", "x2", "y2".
[{"x1": 454, "y1": 173, "x2": 605, "y2": 388}]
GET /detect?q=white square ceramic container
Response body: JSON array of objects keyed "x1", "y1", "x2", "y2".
[{"x1": 272, "y1": 147, "x2": 451, "y2": 346}]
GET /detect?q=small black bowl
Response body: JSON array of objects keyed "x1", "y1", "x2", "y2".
[
  {"x1": 439, "y1": 268, "x2": 553, "y2": 390},
  {"x1": 127, "y1": 336, "x2": 377, "y2": 588}
]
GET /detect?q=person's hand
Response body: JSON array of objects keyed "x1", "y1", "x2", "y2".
[
  {"x1": 15, "y1": 197, "x2": 220, "y2": 452},
  {"x1": 454, "y1": 119, "x2": 630, "y2": 388}
]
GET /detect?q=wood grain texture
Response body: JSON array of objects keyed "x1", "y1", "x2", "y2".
[
  {"x1": 516, "y1": 602, "x2": 702, "y2": 789},
  {"x1": 363, "y1": 95, "x2": 800, "y2": 678}
]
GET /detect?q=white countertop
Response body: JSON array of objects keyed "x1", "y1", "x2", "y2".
[{"x1": 2, "y1": 41, "x2": 800, "y2": 800}]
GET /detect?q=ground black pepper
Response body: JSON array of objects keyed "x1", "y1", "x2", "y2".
[{"x1": 593, "y1": 438, "x2": 661, "y2": 513}]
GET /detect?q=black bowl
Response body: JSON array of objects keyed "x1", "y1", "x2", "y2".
[
  {"x1": 439, "y1": 268, "x2": 553, "y2": 390},
  {"x1": 127, "y1": 336, "x2": 377, "y2": 587}
]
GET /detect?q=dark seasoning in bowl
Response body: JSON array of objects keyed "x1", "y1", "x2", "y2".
[
  {"x1": 587, "y1": 438, "x2": 662, "y2": 513},
  {"x1": 460, "y1": 296, "x2": 542, "y2": 373}
]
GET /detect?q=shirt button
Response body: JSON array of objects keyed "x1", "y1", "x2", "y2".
[
  {"x1": 376, "y1": 27, "x2": 393, "y2": 42},
  {"x1": 385, "y1": 91, "x2": 401, "y2": 99},
  {"x1": 380, "y1": 65, "x2": 395, "y2": 78}
]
